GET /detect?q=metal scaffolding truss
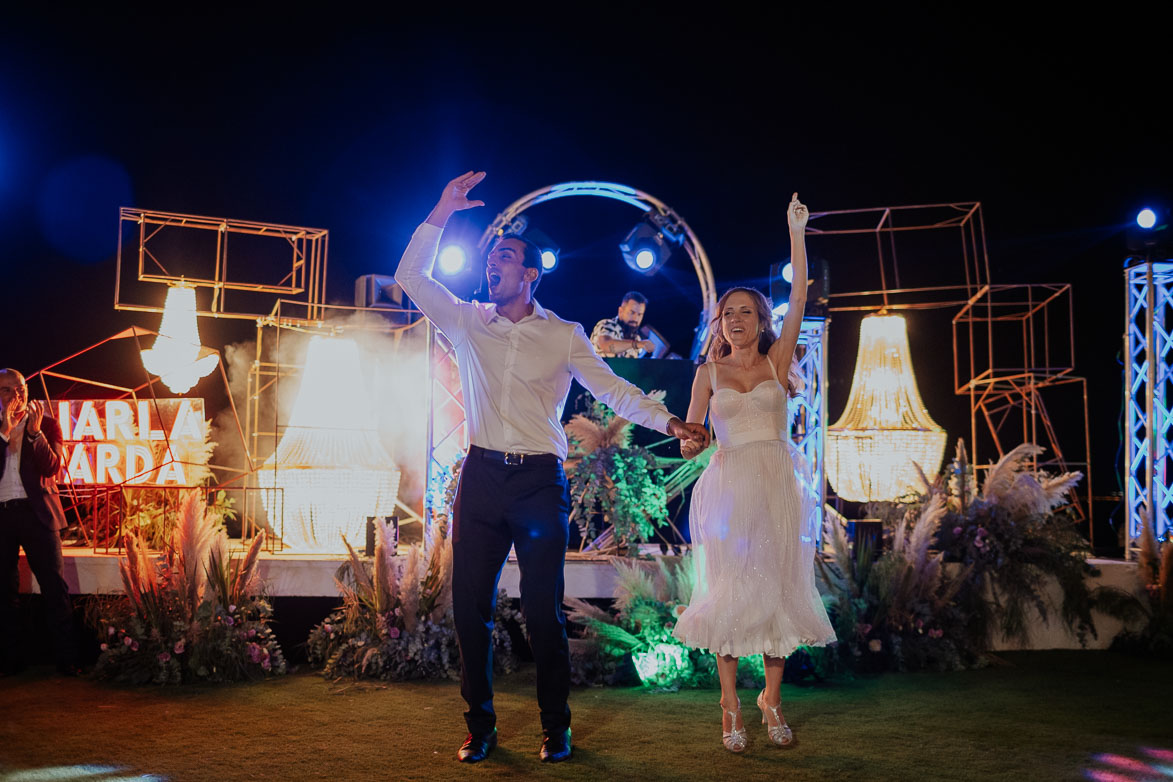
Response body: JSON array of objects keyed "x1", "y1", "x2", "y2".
[
  {"x1": 115, "y1": 207, "x2": 329, "y2": 321},
  {"x1": 1124, "y1": 259, "x2": 1173, "y2": 553},
  {"x1": 810, "y1": 202, "x2": 1092, "y2": 530},
  {"x1": 792, "y1": 318, "x2": 828, "y2": 542},
  {"x1": 952, "y1": 283, "x2": 1091, "y2": 526},
  {"x1": 244, "y1": 300, "x2": 428, "y2": 550},
  {"x1": 478, "y1": 181, "x2": 718, "y2": 359},
  {"x1": 424, "y1": 322, "x2": 468, "y2": 533},
  {"x1": 25, "y1": 326, "x2": 253, "y2": 551}
]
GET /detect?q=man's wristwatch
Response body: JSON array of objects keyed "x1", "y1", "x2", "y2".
[{"x1": 26, "y1": 429, "x2": 42, "y2": 441}]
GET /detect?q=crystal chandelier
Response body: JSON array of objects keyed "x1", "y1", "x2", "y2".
[
  {"x1": 258, "y1": 336, "x2": 400, "y2": 552},
  {"x1": 826, "y1": 313, "x2": 947, "y2": 502},
  {"x1": 140, "y1": 285, "x2": 220, "y2": 394}
]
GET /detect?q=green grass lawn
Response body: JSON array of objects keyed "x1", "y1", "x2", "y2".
[{"x1": 1, "y1": 651, "x2": 1170, "y2": 781}]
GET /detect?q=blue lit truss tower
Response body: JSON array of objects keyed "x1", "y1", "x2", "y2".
[
  {"x1": 1124, "y1": 258, "x2": 1173, "y2": 554},
  {"x1": 792, "y1": 318, "x2": 828, "y2": 543},
  {"x1": 424, "y1": 323, "x2": 468, "y2": 535}
]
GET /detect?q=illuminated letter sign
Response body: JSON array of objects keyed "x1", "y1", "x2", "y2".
[{"x1": 56, "y1": 399, "x2": 208, "y2": 486}]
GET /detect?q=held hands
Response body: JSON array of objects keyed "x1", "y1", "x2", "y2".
[
  {"x1": 680, "y1": 437, "x2": 705, "y2": 460},
  {"x1": 787, "y1": 192, "x2": 809, "y2": 234},
  {"x1": 667, "y1": 418, "x2": 709, "y2": 458},
  {"x1": 427, "y1": 171, "x2": 486, "y2": 227}
]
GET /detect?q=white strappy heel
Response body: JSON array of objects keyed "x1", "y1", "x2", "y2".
[{"x1": 757, "y1": 689, "x2": 795, "y2": 747}]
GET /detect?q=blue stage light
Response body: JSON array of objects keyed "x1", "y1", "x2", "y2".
[
  {"x1": 773, "y1": 301, "x2": 790, "y2": 318},
  {"x1": 541, "y1": 249, "x2": 558, "y2": 271},
  {"x1": 620, "y1": 221, "x2": 672, "y2": 275},
  {"x1": 782, "y1": 262, "x2": 793, "y2": 283},
  {"x1": 437, "y1": 245, "x2": 467, "y2": 275},
  {"x1": 1137, "y1": 208, "x2": 1158, "y2": 229}
]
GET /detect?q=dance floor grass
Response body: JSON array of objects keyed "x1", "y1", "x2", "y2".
[{"x1": 1, "y1": 650, "x2": 1170, "y2": 782}]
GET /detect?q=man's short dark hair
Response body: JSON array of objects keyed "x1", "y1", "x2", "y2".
[
  {"x1": 621, "y1": 291, "x2": 647, "y2": 305},
  {"x1": 495, "y1": 233, "x2": 544, "y2": 293}
]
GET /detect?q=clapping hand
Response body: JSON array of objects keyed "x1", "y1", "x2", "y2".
[
  {"x1": 0, "y1": 392, "x2": 25, "y2": 437},
  {"x1": 787, "y1": 192, "x2": 808, "y2": 234},
  {"x1": 25, "y1": 399, "x2": 42, "y2": 435}
]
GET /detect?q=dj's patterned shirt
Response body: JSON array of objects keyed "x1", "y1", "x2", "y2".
[{"x1": 590, "y1": 317, "x2": 643, "y2": 358}]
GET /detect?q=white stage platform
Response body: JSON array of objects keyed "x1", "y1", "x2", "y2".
[
  {"x1": 19, "y1": 548, "x2": 1144, "y2": 651},
  {"x1": 22, "y1": 545, "x2": 622, "y2": 600}
]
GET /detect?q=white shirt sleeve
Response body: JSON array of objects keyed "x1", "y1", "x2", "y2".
[
  {"x1": 568, "y1": 323, "x2": 674, "y2": 435},
  {"x1": 394, "y1": 222, "x2": 468, "y2": 343}
]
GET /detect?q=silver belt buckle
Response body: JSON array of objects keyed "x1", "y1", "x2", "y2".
[{"x1": 504, "y1": 451, "x2": 524, "y2": 466}]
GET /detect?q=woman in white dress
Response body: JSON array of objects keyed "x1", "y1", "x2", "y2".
[{"x1": 673, "y1": 194, "x2": 835, "y2": 752}]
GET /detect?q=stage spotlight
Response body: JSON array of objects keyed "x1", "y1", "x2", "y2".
[
  {"x1": 769, "y1": 259, "x2": 793, "y2": 308},
  {"x1": 620, "y1": 221, "x2": 671, "y2": 275},
  {"x1": 504, "y1": 221, "x2": 560, "y2": 273},
  {"x1": 1126, "y1": 206, "x2": 1170, "y2": 253},
  {"x1": 768, "y1": 256, "x2": 831, "y2": 318},
  {"x1": 438, "y1": 244, "x2": 467, "y2": 275}
]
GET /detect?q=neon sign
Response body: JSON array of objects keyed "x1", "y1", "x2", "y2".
[{"x1": 56, "y1": 399, "x2": 207, "y2": 486}]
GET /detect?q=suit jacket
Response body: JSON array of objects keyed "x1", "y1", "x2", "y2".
[{"x1": 0, "y1": 415, "x2": 67, "y2": 530}]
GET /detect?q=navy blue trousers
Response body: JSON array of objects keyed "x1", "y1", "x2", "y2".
[
  {"x1": 0, "y1": 499, "x2": 77, "y2": 669},
  {"x1": 452, "y1": 447, "x2": 571, "y2": 736}
]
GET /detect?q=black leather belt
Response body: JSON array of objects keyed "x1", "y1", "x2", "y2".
[
  {"x1": 470, "y1": 445, "x2": 561, "y2": 467},
  {"x1": 0, "y1": 498, "x2": 31, "y2": 510}
]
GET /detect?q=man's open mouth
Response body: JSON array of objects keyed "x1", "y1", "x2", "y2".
[{"x1": 488, "y1": 272, "x2": 501, "y2": 287}]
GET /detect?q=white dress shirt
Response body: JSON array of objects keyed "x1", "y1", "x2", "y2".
[
  {"x1": 0, "y1": 421, "x2": 28, "y2": 502},
  {"x1": 395, "y1": 223, "x2": 674, "y2": 460}
]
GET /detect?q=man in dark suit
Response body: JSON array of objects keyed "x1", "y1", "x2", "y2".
[{"x1": 0, "y1": 368, "x2": 78, "y2": 675}]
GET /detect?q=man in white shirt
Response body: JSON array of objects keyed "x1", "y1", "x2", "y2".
[{"x1": 395, "y1": 172, "x2": 708, "y2": 764}]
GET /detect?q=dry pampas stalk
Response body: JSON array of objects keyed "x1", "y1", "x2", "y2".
[
  {"x1": 399, "y1": 545, "x2": 422, "y2": 632},
  {"x1": 341, "y1": 535, "x2": 374, "y2": 598},
  {"x1": 231, "y1": 532, "x2": 266, "y2": 599},
  {"x1": 173, "y1": 491, "x2": 213, "y2": 618}
]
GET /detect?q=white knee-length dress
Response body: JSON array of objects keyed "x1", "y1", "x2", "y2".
[{"x1": 672, "y1": 360, "x2": 836, "y2": 658}]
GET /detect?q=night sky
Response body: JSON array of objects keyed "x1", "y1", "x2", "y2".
[{"x1": 2, "y1": 7, "x2": 1170, "y2": 548}]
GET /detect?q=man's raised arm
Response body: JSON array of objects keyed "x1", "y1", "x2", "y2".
[{"x1": 393, "y1": 172, "x2": 487, "y2": 337}]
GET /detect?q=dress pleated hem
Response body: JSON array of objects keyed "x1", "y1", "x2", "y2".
[{"x1": 672, "y1": 622, "x2": 836, "y2": 660}]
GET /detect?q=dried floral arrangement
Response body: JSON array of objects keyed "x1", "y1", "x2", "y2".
[{"x1": 87, "y1": 492, "x2": 285, "y2": 684}]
